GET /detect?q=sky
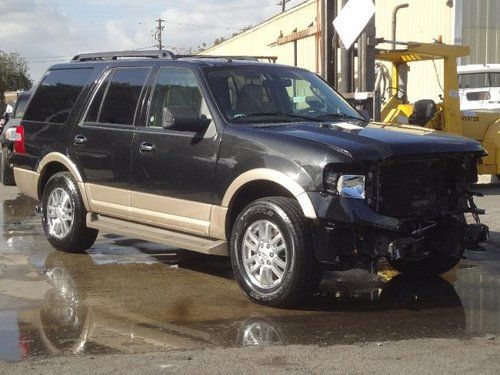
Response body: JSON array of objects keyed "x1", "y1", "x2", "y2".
[{"x1": 0, "y1": 0, "x2": 305, "y2": 82}]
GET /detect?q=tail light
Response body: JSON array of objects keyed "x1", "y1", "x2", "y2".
[{"x1": 6, "y1": 125, "x2": 25, "y2": 154}]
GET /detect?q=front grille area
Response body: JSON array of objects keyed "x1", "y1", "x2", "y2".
[{"x1": 374, "y1": 157, "x2": 468, "y2": 219}]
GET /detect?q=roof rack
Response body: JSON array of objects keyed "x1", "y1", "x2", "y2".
[
  {"x1": 176, "y1": 55, "x2": 278, "y2": 63},
  {"x1": 72, "y1": 50, "x2": 176, "y2": 62},
  {"x1": 71, "y1": 50, "x2": 278, "y2": 64}
]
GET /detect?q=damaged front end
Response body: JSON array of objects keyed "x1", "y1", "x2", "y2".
[{"x1": 310, "y1": 153, "x2": 489, "y2": 272}]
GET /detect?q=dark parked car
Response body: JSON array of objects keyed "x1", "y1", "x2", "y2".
[
  {"x1": 1, "y1": 90, "x2": 32, "y2": 185},
  {"x1": 11, "y1": 51, "x2": 489, "y2": 307}
]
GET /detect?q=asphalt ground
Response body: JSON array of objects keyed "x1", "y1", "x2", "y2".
[{"x1": 0, "y1": 183, "x2": 499, "y2": 373}]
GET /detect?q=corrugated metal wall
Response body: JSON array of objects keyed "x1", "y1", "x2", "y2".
[{"x1": 461, "y1": 0, "x2": 500, "y2": 65}]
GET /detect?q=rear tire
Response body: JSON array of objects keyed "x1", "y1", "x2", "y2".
[
  {"x1": 230, "y1": 197, "x2": 321, "y2": 308},
  {"x1": 1, "y1": 147, "x2": 15, "y2": 186},
  {"x1": 41, "y1": 172, "x2": 98, "y2": 253}
]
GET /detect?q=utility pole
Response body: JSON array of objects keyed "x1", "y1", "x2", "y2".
[
  {"x1": 154, "y1": 18, "x2": 165, "y2": 50},
  {"x1": 277, "y1": 0, "x2": 291, "y2": 13}
]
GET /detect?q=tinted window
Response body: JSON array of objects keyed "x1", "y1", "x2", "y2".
[
  {"x1": 85, "y1": 75, "x2": 110, "y2": 123},
  {"x1": 92, "y1": 68, "x2": 149, "y2": 125},
  {"x1": 13, "y1": 93, "x2": 31, "y2": 119},
  {"x1": 24, "y1": 69, "x2": 93, "y2": 124},
  {"x1": 148, "y1": 68, "x2": 210, "y2": 128}
]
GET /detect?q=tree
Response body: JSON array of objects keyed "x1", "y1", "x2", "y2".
[{"x1": 0, "y1": 53, "x2": 32, "y2": 113}]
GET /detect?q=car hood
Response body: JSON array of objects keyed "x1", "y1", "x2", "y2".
[{"x1": 260, "y1": 122, "x2": 485, "y2": 161}]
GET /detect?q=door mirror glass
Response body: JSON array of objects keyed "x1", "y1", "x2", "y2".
[{"x1": 162, "y1": 107, "x2": 211, "y2": 131}]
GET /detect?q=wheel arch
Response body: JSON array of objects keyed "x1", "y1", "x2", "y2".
[
  {"x1": 221, "y1": 169, "x2": 317, "y2": 240},
  {"x1": 36, "y1": 153, "x2": 90, "y2": 210}
]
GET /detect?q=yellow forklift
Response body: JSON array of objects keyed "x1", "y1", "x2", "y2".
[{"x1": 377, "y1": 42, "x2": 500, "y2": 176}]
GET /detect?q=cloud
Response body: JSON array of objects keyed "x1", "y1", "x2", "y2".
[{"x1": 1, "y1": 0, "x2": 305, "y2": 81}]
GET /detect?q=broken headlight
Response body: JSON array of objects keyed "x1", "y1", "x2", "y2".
[
  {"x1": 324, "y1": 172, "x2": 366, "y2": 199},
  {"x1": 337, "y1": 175, "x2": 366, "y2": 199}
]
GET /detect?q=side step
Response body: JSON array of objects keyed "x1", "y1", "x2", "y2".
[{"x1": 86, "y1": 214, "x2": 228, "y2": 256}]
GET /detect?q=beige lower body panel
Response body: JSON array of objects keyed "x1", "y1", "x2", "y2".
[
  {"x1": 13, "y1": 168, "x2": 39, "y2": 200},
  {"x1": 87, "y1": 213, "x2": 228, "y2": 256},
  {"x1": 85, "y1": 184, "x2": 217, "y2": 238}
]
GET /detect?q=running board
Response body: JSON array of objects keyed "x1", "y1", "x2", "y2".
[{"x1": 86, "y1": 213, "x2": 228, "y2": 256}]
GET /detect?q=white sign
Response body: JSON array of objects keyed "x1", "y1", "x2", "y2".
[{"x1": 333, "y1": 0, "x2": 375, "y2": 50}]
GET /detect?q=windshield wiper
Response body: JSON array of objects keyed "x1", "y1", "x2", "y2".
[
  {"x1": 315, "y1": 113, "x2": 365, "y2": 121},
  {"x1": 233, "y1": 112, "x2": 323, "y2": 122}
]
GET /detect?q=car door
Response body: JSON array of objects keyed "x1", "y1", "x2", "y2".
[
  {"x1": 131, "y1": 66, "x2": 221, "y2": 236},
  {"x1": 69, "y1": 66, "x2": 152, "y2": 219}
]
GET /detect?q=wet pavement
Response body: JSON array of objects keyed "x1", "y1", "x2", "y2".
[{"x1": 0, "y1": 185, "x2": 499, "y2": 362}]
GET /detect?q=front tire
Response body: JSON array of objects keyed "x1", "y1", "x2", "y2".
[
  {"x1": 1, "y1": 147, "x2": 15, "y2": 186},
  {"x1": 41, "y1": 172, "x2": 98, "y2": 253},
  {"x1": 230, "y1": 197, "x2": 321, "y2": 307}
]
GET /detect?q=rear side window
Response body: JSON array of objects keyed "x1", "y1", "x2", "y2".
[
  {"x1": 86, "y1": 67, "x2": 150, "y2": 125},
  {"x1": 13, "y1": 93, "x2": 31, "y2": 119},
  {"x1": 24, "y1": 68, "x2": 93, "y2": 124}
]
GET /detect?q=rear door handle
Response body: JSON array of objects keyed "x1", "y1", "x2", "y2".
[
  {"x1": 139, "y1": 142, "x2": 156, "y2": 153},
  {"x1": 74, "y1": 135, "x2": 87, "y2": 146}
]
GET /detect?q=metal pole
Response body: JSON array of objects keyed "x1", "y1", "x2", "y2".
[
  {"x1": 338, "y1": 0, "x2": 353, "y2": 94},
  {"x1": 391, "y1": 4, "x2": 409, "y2": 50},
  {"x1": 357, "y1": 1, "x2": 376, "y2": 117},
  {"x1": 294, "y1": 40, "x2": 298, "y2": 67},
  {"x1": 321, "y1": 0, "x2": 337, "y2": 86}
]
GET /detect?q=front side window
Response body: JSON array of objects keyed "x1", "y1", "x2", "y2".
[
  {"x1": 86, "y1": 67, "x2": 150, "y2": 125},
  {"x1": 205, "y1": 66, "x2": 362, "y2": 124},
  {"x1": 148, "y1": 67, "x2": 210, "y2": 129},
  {"x1": 24, "y1": 68, "x2": 93, "y2": 124}
]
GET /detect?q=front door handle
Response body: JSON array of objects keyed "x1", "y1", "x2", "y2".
[
  {"x1": 139, "y1": 142, "x2": 156, "y2": 153},
  {"x1": 74, "y1": 135, "x2": 87, "y2": 146}
]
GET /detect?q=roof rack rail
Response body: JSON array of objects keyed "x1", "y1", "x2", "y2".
[
  {"x1": 72, "y1": 50, "x2": 176, "y2": 62},
  {"x1": 176, "y1": 55, "x2": 278, "y2": 63}
]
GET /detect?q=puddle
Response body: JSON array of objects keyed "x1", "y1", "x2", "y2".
[{"x1": 0, "y1": 187, "x2": 499, "y2": 361}]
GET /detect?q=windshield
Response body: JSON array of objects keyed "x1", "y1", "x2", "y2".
[
  {"x1": 205, "y1": 66, "x2": 363, "y2": 123},
  {"x1": 459, "y1": 72, "x2": 500, "y2": 89}
]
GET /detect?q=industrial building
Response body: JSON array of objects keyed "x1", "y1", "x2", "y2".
[{"x1": 202, "y1": 0, "x2": 499, "y2": 101}]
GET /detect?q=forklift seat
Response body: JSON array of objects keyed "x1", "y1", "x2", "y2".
[{"x1": 409, "y1": 99, "x2": 436, "y2": 126}]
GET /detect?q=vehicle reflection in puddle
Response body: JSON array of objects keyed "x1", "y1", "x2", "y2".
[
  {"x1": 0, "y1": 192, "x2": 499, "y2": 361},
  {"x1": 4, "y1": 251, "x2": 467, "y2": 360}
]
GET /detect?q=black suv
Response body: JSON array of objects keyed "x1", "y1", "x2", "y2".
[{"x1": 12, "y1": 50, "x2": 488, "y2": 307}]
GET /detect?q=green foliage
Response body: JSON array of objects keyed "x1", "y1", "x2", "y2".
[{"x1": 0, "y1": 53, "x2": 32, "y2": 112}]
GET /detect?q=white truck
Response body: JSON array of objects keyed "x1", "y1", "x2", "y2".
[{"x1": 458, "y1": 64, "x2": 500, "y2": 111}]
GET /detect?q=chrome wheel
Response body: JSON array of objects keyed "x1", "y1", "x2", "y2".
[
  {"x1": 47, "y1": 188, "x2": 74, "y2": 239},
  {"x1": 242, "y1": 220, "x2": 288, "y2": 290}
]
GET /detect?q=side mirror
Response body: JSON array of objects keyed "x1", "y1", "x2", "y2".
[
  {"x1": 3, "y1": 112, "x2": 10, "y2": 124},
  {"x1": 162, "y1": 107, "x2": 212, "y2": 132}
]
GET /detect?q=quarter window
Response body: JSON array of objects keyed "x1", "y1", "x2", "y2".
[
  {"x1": 86, "y1": 67, "x2": 150, "y2": 125},
  {"x1": 148, "y1": 68, "x2": 210, "y2": 128},
  {"x1": 24, "y1": 68, "x2": 93, "y2": 124}
]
